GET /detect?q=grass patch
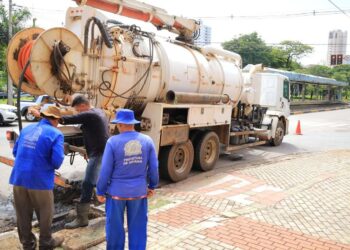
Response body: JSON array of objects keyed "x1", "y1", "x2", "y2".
[{"x1": 0, "y1": 96, "x2": 35, "y2": 105}]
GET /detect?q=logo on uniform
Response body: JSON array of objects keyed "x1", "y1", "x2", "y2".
[
  {"x1": 23, "y1": 127, "x2": 43, "y2": 149},
  {"x1": 124, "y1": 140, "x2": 142, "y2": 156}
]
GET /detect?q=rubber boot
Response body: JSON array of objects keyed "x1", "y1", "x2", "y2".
[
  {"x1": 64, "y1": 203, "x2": 90, "y2": 229},
  {"x1": 51, "y1": 236, "x2": 64, "y2": 248},
  {"x1": 65, "y1": 209, "x2": 77, "y2": 222},
  {"x1": 39, "y1": 236, "x2": 64, "y2": 250}
]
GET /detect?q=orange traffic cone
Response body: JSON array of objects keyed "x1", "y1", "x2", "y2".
[{"x1": 295, "y1": 120, "x2": 302, "y2": 135}]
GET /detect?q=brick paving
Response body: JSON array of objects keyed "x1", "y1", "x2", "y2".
[
  {"x1": 201, "y1": 217, "x2": 350, "y2": 250},
  {"x1": 89, "y1": 150, "x2": 350, "y2": 249}
]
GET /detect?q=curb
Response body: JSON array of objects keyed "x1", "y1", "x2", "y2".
[{"x1": 291, "y1": 106, "x2": 350, "y2": 115}]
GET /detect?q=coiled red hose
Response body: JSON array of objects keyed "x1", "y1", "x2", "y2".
[{"x1": 17, "y1": 40, "x2": 36, "y2": 85}]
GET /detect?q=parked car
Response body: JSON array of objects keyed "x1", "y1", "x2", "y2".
[
  {"x1": 13, "y1": 92, "x2": 33, "y2": 98},
  {"x1": 0, "y1": 92, "x2": 8, "y2": 99},
  {"x1": 0, "y1": 104, "x2": 18, "y2": 125},
  {"x1": 19, "y1": 95, "x2": 55, "y2": 121}
]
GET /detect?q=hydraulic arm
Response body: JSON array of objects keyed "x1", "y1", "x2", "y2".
[{"x1": 74, "y1": 0, "x2": 200, "y2": 42}]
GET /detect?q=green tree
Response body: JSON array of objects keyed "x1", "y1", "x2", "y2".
[
  {"x1": 0, "y1": 5, "x2": 31, "y2": 45},
  {"x1": 268, "y1": 47, "x2": 286, "y2": 69},
  {"x1": 0, "y1": 4, "x2": 31, "y2": 86},
  {"x1": 278, "y1": 40, "x2": 313, "y2": 70},
  {"x1": 222, "y1": 32, "x2": 272, "y2": 67},
  {"x1": 296, "y1": 65, "x2": 333, "y2": 78},
  {"x1": 222, "y1": 33, "x2": 313, "y2": 70},
  {"x1": 332, "y1": 64, "x2": 350, "y2": 82}
]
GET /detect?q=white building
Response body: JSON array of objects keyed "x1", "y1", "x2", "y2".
[
  {"x1": 194, "y1": 21, "x2": 212, "y2": 46},
  {"x1": 343, "y1": 55, "x2": 350, "y2": 65},
  {"x1": 327, "y1": 30, "x2": 347, "y2": 66}
]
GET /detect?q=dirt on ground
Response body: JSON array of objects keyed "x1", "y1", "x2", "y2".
[{"x1": 0, "y1": 181, "x2": 83, "y2": 234}]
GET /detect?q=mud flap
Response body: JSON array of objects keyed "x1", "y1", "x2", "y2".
[
  {"x1": 270, "y1": 116, "x2": 280, "y2": 139},
  {"x1": 260, "y1": 116, "x2": 278, "y2": 140}
]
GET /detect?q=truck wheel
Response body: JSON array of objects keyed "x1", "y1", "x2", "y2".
[
  {"x1": 159, "y1": 140, "x2": 194, "y2": 182},
  {"x1": 24, "y1": 110, "x2": 37, "y2": 122},
  {"x1": 270, "y1": 120, "x2": 284, "y2": 146},
  {"x1": 193, "y1": 131, "x2": 220, "y2": 171}
]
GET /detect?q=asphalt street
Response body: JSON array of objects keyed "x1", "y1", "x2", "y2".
[{"x1": 0, "y1": 108, "x2": 350, "y2": 198}]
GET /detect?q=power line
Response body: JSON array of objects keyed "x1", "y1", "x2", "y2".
[
  {"x1": 210, "y1": 42, "x2": 350, "y2": 46},
  {"x1": 328, "y1": 0, "x2": 350, "y2": 19},
  {"x1": 194, "y1": 9, "x2": 350, "y2": 20},
  {"x1": 2, "y1": 0, "x2": 350, "y2": 20}
]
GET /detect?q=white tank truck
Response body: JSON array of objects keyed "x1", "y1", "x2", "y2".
[{"x1": 6, "y1": 0, "x2": 290, "y2": 182}]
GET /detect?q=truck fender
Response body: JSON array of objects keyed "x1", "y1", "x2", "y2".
[
  {"x1": 261, "y1": 115, "x2": 279, "y2": 140},
  {"x1": 270, "y1": 116, "x2": 280, "y2": 139}
]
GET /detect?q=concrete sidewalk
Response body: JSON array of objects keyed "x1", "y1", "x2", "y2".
[
  {"x1": 90, "y1": 150, "x2": 350, "y2": 250},
  {"x1": 291, "y1": 104, "x2": 350, "y2": 115}
]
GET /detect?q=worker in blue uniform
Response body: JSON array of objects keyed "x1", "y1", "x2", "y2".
[
  {"x1": 9, "y1": 106, "x2": 65, "y2": 250},
  {"x1": 96, "y1": 109, "x2": 159, "y2": 250}
]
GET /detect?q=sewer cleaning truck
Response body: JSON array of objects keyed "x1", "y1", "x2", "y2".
[{"x1": 4, "y1": 0, "x2": 290, "y2": 182}]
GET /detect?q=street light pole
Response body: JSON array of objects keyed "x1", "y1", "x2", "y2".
[{"x1": 7, "y1": 0, "x2": 13, "y2": 105}]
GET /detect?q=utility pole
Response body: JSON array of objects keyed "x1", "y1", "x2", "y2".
[{"x1": 7, "y1": 0, "x2": 13, "y2": 105}]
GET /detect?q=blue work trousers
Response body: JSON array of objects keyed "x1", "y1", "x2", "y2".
[
  {"x1": 105, "y1": 197, "x2": 148, "y2": 250},
  {"x1": 80, "y1": 155, "x2": 102, "y2": 203}
]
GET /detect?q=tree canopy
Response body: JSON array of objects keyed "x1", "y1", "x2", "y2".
[
  {"x1": 222, "y1": 32, "x2": 312, "y2": 70},
  {"x1": 0, "y1": 5, "x2": 31, "y2": 45},
  {"x1": 0, "y1": 4, "x2": 31, "y2": 90},
  {"x1": 222, "y1": 32, "x2": 272, "y2": 67},
  {"x1": 278, "y1": 40, "x2": 313, "y2": 69},
  {"x1": 298, "y1": 64, "x2": 350, "y2": 83}
]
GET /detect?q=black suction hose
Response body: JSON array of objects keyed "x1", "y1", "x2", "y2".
[
  {"x1": 106, "y1": 19, "x2": 123, "y2": 25},
  {"x1": 84, "y1": 17, "x2": 113, "y2": 54},
  {"x1": 17, "y1": 59, "x2": 30, "y2": 132}
]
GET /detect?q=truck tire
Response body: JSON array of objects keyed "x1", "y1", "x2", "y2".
[
  {"x1": 159, "y1": 140, "x2": 194, "y2": 182},
  {"x1": 193, "y1": 131, "x2": 220, "y2": 171},
  {"x1": 270, "y1": 120, "x2": 284, "y2": 146},
  {"x1": 0, "y1": 114, "x2": 3, "y2": 125},
  {"x1": 24, "y1": 110, "x2": 37, "y2": 122}
]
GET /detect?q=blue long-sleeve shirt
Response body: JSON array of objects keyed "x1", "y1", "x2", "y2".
[
  {"x1": 97, "y1": 131, "x2": 159, "y2": 198},
  {"x1": 9, "y1": 119, "x2": 64, "y2": 190}
]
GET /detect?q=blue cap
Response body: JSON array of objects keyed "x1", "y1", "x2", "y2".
[{"x1": 111, "y1": 109, "x2": 140, "y2": 124}]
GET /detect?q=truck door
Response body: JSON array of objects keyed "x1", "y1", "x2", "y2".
[{"x1": 282, "y1": 79, "x2": 290, "y2": 116}]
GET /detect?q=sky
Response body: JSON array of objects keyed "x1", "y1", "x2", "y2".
[{"x1": 3, "y1": 0, "x2": 350, "y2": 66}]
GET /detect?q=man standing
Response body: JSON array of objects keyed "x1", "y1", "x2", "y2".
[
  {"x1": 9, "y1": 106, "x2": 65, "y2": 250},
  {"x1": 60, "y1": 95, "x2": 109, "y2": 229},
  {"x1": 96, "y1": 109, "x2": 159, "y2": 250}
]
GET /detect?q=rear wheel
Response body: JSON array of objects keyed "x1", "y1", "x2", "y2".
[
  {"x1": 270, "y1": 120, "x2": 284, "y2": 146},
  {"x1": 193, "y1": 131, "x2": 220, "y2": 171},
  {"x1": 159, "y1": 140, "x2": 194, "y2": 182}
]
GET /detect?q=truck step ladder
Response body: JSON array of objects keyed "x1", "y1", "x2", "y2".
[
  {"x1": 225, "y1": 128, "x2": 268, "y2": 152},
  {"x1": 229, "y1": 129, "x2": 268, "y2": 136},
  {"x1": 225, "y1": 140, "x2": 267, "y2": 152}
]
